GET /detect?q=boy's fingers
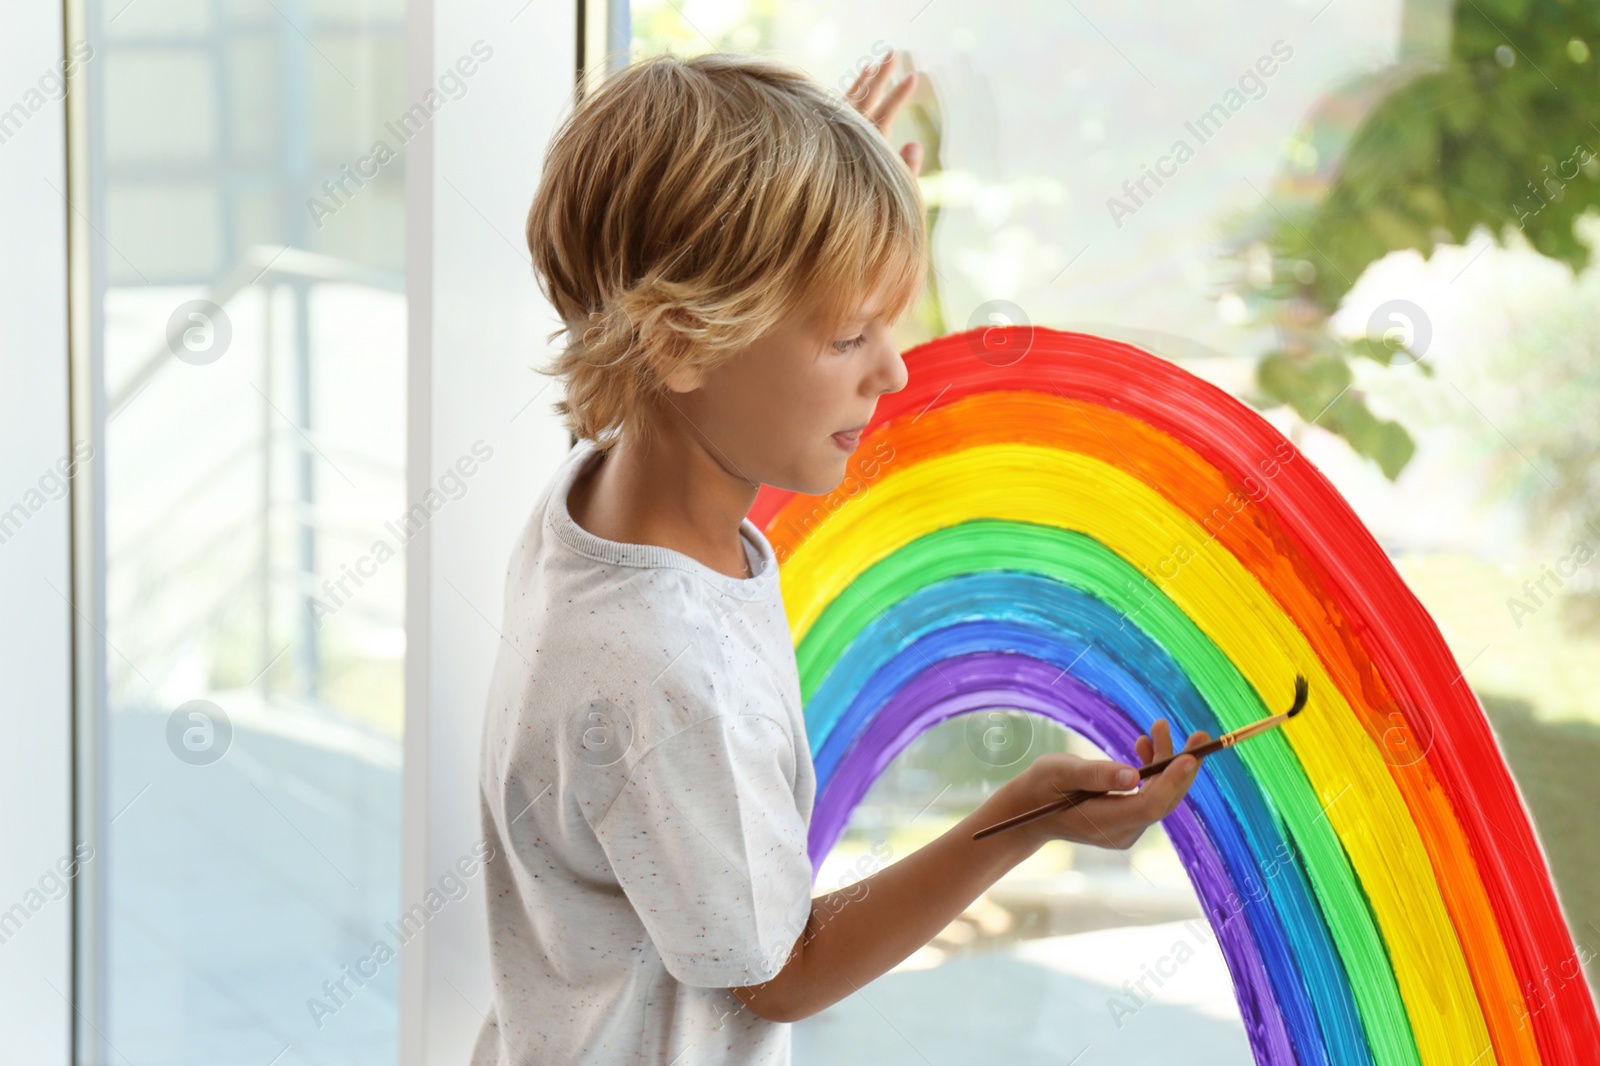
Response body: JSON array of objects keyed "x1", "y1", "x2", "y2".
[
  {"x1": 875, "y1": 69, "x2": 917, "y2": 126},
  {"x1": 1068, "y1": 733, "x2": 1211, "y2": 826},
  {"x1": 900, "y1": 141, "x2": 924, "y2": 177},
  {"x1": 1144, "y1": 755, "x2": 1200, "y2": 818},
  {"x1": 1155, "y1": 731, "x2": 1210, "y2": 785},
  {"x1": 844, "y1": 58, "x2": 872, "y2": 102},
  {"x1": 1073, "y1": 758, "x2": 1139, "y2": 795},
  {"x1": 851, "y1": 50, "x2": 918, "y2": 134},
  {"x1": 845, "y1": 47, "x2": 894, "y2": 99},
  {"x1": 1151, "y1": 718, "x2": 1172, "y2": 762},
  {"x1": 849, "y1": 50, "x2": 894, "y2": 114}
]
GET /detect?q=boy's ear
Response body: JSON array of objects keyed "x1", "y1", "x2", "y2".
[
  {"x1": 658, "y1": 357, "x2": 704, "y2": 394},
  {"x1": 645, "y1": 313, "x2": 705, "y2": 393}
]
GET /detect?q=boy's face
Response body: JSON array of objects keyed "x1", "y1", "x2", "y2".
[{"x1": 658, "y1": 286, "x2": 909, "y2": 496}]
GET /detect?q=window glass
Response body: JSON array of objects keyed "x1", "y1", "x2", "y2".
[
  {"x1": 83, "y1": 2, "x2": 407, "y2": 1062},
  {"x1": 630, "y1": 2, "x2": 1600, "y2": 1057}
]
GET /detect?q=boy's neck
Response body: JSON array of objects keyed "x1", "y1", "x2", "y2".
[{"x1": 566, "y1": 426, "x2": 759, "y2": 581}]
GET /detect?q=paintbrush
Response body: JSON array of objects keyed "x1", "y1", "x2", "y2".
[{"x1": 971, "y1": 675, "x2": 1309, "y2": 841}]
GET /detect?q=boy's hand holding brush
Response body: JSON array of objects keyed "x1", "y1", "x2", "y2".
[{"x1": 973, "y1": 676, "x2": 1309, "y2": 848}]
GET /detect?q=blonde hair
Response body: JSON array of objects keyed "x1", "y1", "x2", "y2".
[{"x1": 527, "y1": 51, "x2": 928, "y2": 454}]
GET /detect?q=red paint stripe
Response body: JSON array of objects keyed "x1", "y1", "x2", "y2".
[{"x1": 751, "y1": 327, "x2": 1599, "y2": 1061}]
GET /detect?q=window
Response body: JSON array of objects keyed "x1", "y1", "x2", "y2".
[
  {"x1": 72, "y1": 2, "x2": 408, "y2": 1062},
  {"x1": 625, "y1": 2, "x2": 1600, "y2": 1058}
]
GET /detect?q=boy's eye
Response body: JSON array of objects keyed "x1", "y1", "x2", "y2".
[{"x1": 833, "y1": 335, "x2": 867, "y2": 353}]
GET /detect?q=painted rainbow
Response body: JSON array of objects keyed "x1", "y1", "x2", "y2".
[{"x1": 748, "y1": 328, "x2": 1598, "y2": 1066}]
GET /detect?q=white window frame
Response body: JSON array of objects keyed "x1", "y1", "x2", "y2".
[
  {"x1": 1, "y1": 3, "x2": 77, "y2": 1063},
  {"x1": 399, "y1": 1, "x2": 616, "y2": 1062}
]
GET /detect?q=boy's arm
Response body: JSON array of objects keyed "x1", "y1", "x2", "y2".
[{"x1": 730, "y1": 724, "x2": 1206, "y2": 1023}]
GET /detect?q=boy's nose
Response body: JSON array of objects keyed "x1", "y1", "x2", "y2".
[{"x1": 878, "y1": 342, "x2": 909, "y2": 396}]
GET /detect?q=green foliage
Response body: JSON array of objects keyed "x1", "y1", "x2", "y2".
[
  {"x1": 1255, "y1": 350, "x2": 1417, "y2": 477},
  {"x1": 1232, "y1": 0, "x2": 1600, "y2": 479}
]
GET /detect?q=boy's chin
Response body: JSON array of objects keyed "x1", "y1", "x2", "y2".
[{"x1": 764, "y1": 452, "x2": 853, "y2": 498}]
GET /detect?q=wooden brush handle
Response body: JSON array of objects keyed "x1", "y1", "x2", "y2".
[
  {"x1": 970, "y1": 727, "x2": 1267, "y2": 841},
  {"x1": 972, "y1": 677, "x2": 1308, "y2": 841}
]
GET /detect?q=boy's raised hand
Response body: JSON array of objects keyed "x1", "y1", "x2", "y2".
[
  {"x1": 844, "y1": 46, "x2": 924, "y2": 176},
  {"x1": 1002, "y1": 719, "x2": 1210, "y2": 852}
]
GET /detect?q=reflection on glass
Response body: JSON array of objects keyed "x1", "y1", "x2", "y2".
[
  {"x1": 628, "y1": 1, "x2": 1600, "y2": 1057},
  {"x1": 84, "y1": 1, "x2": 406, "y2": 1063}
]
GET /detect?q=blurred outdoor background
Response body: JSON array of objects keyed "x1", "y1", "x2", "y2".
[
  {"x1": 70, "y1": 0, "x2": 1598, "y2": 1062},
  {"x1": 82, "y1": 1, "x2": 406, "y2": 1063}
]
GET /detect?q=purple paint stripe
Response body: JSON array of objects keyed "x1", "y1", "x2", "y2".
[{"x1": 810, "y1": 651, "x2": 1294, "y2": 1061}]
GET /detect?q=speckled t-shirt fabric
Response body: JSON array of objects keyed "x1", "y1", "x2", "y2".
[{"x1": 471, "y1": 436, "x2": 816, "y2": 1065}]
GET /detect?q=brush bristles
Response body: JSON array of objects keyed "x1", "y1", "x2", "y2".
[{"x1": 1287, "y1": 675, "x2": 1309, "y2": 718}]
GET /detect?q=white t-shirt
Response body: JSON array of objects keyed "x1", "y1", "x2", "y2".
[{"x1": 471, "y1": 436, "x2": 816, "y2": 1065}]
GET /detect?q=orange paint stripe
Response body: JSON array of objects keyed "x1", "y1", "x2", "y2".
[{"x1": 768, "y1": 390, "x2": 1538, "y2": 1064}]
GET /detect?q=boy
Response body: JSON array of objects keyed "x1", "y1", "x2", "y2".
[{"x1": 472, "y1": 48, "x2": 1207, "y2": 1065}]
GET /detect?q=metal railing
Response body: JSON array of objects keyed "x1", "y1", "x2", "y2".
[{"x1": 104, "y1": 245, "x2": 404, "y2": 710}]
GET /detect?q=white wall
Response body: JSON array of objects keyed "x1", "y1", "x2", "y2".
[
  {"x1": 0, "y1": 3, "x2": 75, "y2": 1063},
  {"x1": 401, "y1": 1, "x2": 577, "y2": 1062}
]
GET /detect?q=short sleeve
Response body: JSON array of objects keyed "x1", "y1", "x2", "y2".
[{"x1": 592, "y1": 713, "x2": 813, "y2": 988}]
